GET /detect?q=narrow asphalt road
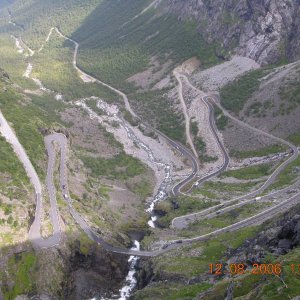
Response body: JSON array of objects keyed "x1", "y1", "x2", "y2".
[
  {"x1": 0, "y1": 110, "x2": 61, "y2": 249},
  {"x1": 9, "y1": 25, "x2": 300, "y2": 256},
  {"x1": 53, "y1": 27, "x2": 202, "y2": 197},
  {"x1": 46, "y1": 133, "x2": 300, "y2": 257},
  {"x1": 157, "y1": 71, "x2": 230, "y2": 196},
  {"x1": 171, "y1": 75, "x2": 299, "y2": 229},
  {"x1": 55, "y1": 27, "x2": 138, "y2": 119}
]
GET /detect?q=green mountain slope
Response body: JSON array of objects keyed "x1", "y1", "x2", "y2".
[
  {"x1": 2, "y1": 0, "x2": 221, "y2": 94},
  {"x1": 71, "y1": 0, "x2": 220, "y2": 89},
  {"x1": 3, "y1": 0, "x2": 219, "y2": 142},
  {"x1": 5, "y1": 0, "x2": 100, "y2": 46}
]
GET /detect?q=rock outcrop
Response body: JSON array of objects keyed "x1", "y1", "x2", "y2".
[
  {"x1": 225, "y1": 209, "x2": 300, "y2": 266},
  {"x1": 166, "y1": 0, "x2": 300, "y2": 64}
]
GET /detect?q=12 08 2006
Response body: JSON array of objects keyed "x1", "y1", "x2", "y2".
[{"x1": 209, "y1": 263, "x2": 282, "y2": 275}]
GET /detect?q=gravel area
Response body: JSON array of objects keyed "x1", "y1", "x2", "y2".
[
  {"x1": 191, "y1": 56, "x2": 260, "y2": 92},
  {"x1": 127, "y1": 56, "x2": 173, "y2": 90},
  {"x1": 74, "y1": 97, "x2": 188, "y2": 194}
]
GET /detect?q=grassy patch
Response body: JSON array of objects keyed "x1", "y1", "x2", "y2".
[
  {"x1": 130, "y1": 180, "x2": 153, "y2": 199},
  {"x1": 267, "y1": 156, "x2": 300, "y2": 191},
  {"x1": 156, "y1": 240, "x2": 227, "y2": 277},
  {"x1": 233, "y1": 274, "x2": 264, "y2": 298},
  {"x1": 0, "y1": 136, "x2": 30, "y2": 198},
  {"x1": 119, "y1": 212, "x2": 150, "y2": 237},
  {"x1": 220, "y1": 68, "x2": 270, "y2": 113},
  {"x1": 81, "y1": 152, "x2": 147, "y2": 180},
  {"x1": 154, "y1": 226, "x2": 260, "y2": 278},
  {"x1": 190, "y1": 118, "x2": 218, "y2": 161},
  {"x1": 194, "y1": 136, "x2": 217, "y2": 162},
  {"x1": 221, "y1": 163, "x2": 272, "y2": 180},
  {"x1": 288, "y1": 132, "x2": 300, "y2": 146},
  {"x1": 230, "y1": 144, "x2": 286, "y2": 159},
  {"x1": 278, "y1": 69, "x2": 300, "y2": 105},
  {"x1": 1, "y1": 252, "x2": 37, "y2": 299},
  {"x1": 78, "y1": 231, "x2": 94, "y2": 256},
  {"x1": 133, "y1": 282, "x2": 212, "y2": 300},
  {"x1": 156, "y1": 196, "x2": 217, "y2": 227},
  {"x1": 183, "y1": 202, "x2": 271, "y2": 237},
  {"x1": 257, "y1": 248, "x2": 300, "y2": 299},
  {"x1": 193, "y1": 181, "x2": 259, "y2": 197},
  {"x1": 98, "y1": 184, "x2": 111, "y2": 200},
  {"x1": 214, "y1": 105, "x2": 228, "y2": 130}
]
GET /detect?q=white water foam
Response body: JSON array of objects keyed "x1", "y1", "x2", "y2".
[
  {"x1": 118, "y1": 241, "x2": 140, "y2": 300},
  {"x1": 11, "y1": 35, "x2": 24, "y2": 54},
  {"x1": 23, "y1": 63, "x2": 33, "y2": 78}
]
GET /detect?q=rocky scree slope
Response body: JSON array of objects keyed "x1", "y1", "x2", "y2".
[{"x1": 167, "y1": 0, "x2": 300, "y2": 64}]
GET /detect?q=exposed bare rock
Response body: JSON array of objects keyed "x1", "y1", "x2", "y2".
[
  {"x1": 166, "y1": 0, "x2": 300, "y2": 65},
  {"x1": 191, "y1": 56, "x2": 260, "y2": 92}
]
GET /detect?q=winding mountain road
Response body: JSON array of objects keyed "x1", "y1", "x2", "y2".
[
  {"x1": 6, "y1": 23, "x2": 300, "y2": 256},
  {"x1": 179, "y1": 73, "x2": 230, "y2": 191},
  {"x1": 0, "y1": 111, "x2": 62, "y2": 249},
  {"x1": 54, "y1": 28, "x2": 138, "y2": 119},
  {"x1": 53, "y1": 27, "x2": 202, "y2": 196},
  {"x1": 171, "y1": 75, "x2": 299, "y2": 229},
  {"x1": 174, "y1": 69, "x2": 199, "y2": 159},
  {"x1": 44, "y1": 133, "x2": 300, "y2": 257}
]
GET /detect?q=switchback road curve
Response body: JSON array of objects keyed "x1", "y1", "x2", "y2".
[
  {"x1": 45, "y1": 133, "x2": 300, "y2": 257},
  {"x1": 171, "y1": 75, "x2": 299, "y2": 228},
  {"x1": 6, "y1": 22, "x2": 300, "y2": 255},
  {"x1": 53, "y1": 27, "x2": 202, "y2": 197},
  {"x1": 0, "y1": 111, "x2": 61, "y2": 249}
]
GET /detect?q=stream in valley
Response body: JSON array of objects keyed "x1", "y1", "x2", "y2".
[
  {"x1": 76, "y1": 98, "x2": 173, "y2": 299},
  {"x1": 11, "y1": 30, "x2": 172, "y2": 299}
]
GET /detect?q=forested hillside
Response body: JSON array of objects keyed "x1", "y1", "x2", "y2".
[
  {"x1": 3, "y1": 0, "x2": 221, "y2": 88},
  {"x1": 4, "y1": 0, "x2": 100, "y2": 46},
  {"x1": 1, "y1": 0, "x2": 221, "y2": 143},
  {"x1": 71, "y1": 0, "x2": 220, "y2": 89}
]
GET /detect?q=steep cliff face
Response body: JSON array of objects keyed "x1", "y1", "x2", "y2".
[{"x1": 166, "y1": 0, "x2": 300, "y2": 64}]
